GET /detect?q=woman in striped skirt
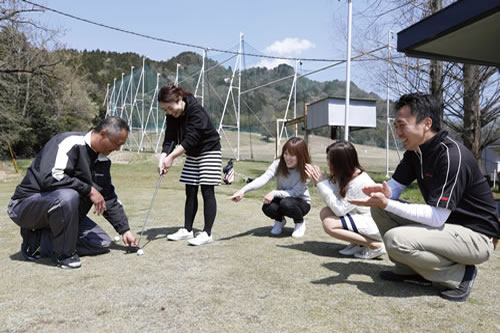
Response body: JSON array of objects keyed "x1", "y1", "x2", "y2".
[{"x1": 158, "y1": 84, "x2": 221, "y2": 246}]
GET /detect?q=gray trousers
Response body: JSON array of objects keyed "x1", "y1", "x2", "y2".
[
  {"x1": 371, "y1": 207, "x2": 494, "y2": 288},
  {"x1": 8, "y1": 189, "x2": 111, "y2": 258}
]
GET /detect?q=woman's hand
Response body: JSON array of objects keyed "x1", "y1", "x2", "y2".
[
  {"x1": 230, "y1": 190, "x2": 245, "y2": 202},
  {"x1": 305, "y1": 164, "x2": 328, "y2": 186},
  {"x1": 263, "y1": 191, "x2": 274, "y2": 204},
  {"x1": 158, "y1": 153, "x2": 174, "y2": 175}
]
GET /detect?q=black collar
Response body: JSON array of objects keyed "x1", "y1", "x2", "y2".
[{"x1": 419, "y1": 130, "x2": 447, "y2": 155}]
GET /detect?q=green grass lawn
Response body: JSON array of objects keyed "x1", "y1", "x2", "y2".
[{"x1": 1, "y1": 153, "x2": 499, "y2": 333}]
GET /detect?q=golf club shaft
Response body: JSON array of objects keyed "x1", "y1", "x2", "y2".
[
  {"x1": 136, "y1": 142, "x2": 174, "y2": 247},
  {"x1": 137, "y1": 173, "x2": 163, "y2": 247}
]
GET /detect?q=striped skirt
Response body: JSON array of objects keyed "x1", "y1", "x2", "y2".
[{"x1": 180, "y1": 150, "x2": 222, "y2": 186}]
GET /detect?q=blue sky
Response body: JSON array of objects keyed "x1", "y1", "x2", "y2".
[{"x1": 29, "y1": 0, "x2": 390, "y2": 96}]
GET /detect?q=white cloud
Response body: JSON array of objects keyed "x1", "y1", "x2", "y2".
[
  {"x1": 251, "y1": 38, "x2": 315, "y2": 69},
  {"x1": 263, "y1": 38, "x2": 315, "y2": 56}
]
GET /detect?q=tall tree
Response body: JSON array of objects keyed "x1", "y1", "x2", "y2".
[{"x1": 345, "y1": 0, "x2": 499, "y2": 165}]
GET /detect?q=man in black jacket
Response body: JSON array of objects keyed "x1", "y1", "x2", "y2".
[
  {"x1": 7, "y1": 116, "x2": 138, "y2": 269},
  {"x1": 350, "y1": 93, "x2": 498, "y2": 302}
]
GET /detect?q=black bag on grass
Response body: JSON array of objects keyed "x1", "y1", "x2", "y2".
[{"x1": 222, "y1": 159, "x2": 235, "y2": 184}]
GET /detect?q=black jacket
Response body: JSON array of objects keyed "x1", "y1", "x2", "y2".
[
  {"x1": 12, "y1": 131, "x2": 130, "y2": 234},
  {"x1": 12, "y1": 132, "x2": 96, "y2": 200},
  {"x1": 162, "y1": 94, "x2": 220, "y2": 156},
  {"x1": 393, "y1": 131, "x2": 499, "y2": 238}
]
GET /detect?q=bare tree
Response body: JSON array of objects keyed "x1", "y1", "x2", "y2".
[
  {"x1": 0, "y1": 0, "x2": 97, "y2": 157},
  {"x1": 338, "y1": 0, "x2": 499, "y2": 166}
]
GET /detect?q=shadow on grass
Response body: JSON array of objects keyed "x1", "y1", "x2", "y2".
[
  {"x1": 311, "y1": 261, "x2": 438, "y2": 298},
  {"x1": 218, "y1": 226, "x2": 297, "y2": 241},
  {"x1": 9, "y1": 251, "x2": 57, "y2": 268},
  {"x1": 132, "y1": 226, "x2": 182, "y2": 249},
  {"x1": 277, "y1": 241, "x2": 350, "y2": 258},
  {"x1": 279, "y1": 241, "x2": 437, "y2": 298}
]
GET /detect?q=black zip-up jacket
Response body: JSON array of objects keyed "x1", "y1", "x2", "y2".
[
  {"x1": 12, "y1": 132, "x2": 96, "y2": 200},
  {"x1": 162, "y1": 94, "x2": 221, "y2": 156},
  {"x1": 11, "y1": 131, "x2": 130, "y2": 234},
  {"x1": 393, "y1": 131, "x2": 499, "y2": 238}
]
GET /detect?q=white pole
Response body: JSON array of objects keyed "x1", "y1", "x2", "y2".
[
  {"x1": 386, "y1": 30, "x2": 392, "y2": 178},
  {"x1": 175, "y1": 64, "x2": 180, "y2": 85},
  {"x1": 343, "y1": 0, "x2": 353, "y2": 141},
  {"x1": 237, "y1": 32, "x2": 243, "y2": 161},
  {"x1": 202, "y1": 49, "x2": 206, "y2": 107}
]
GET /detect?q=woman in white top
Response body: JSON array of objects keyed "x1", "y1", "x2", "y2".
[
  {"x1": 230, "y1": 137, "x2": 311, "y2": 238},
  {"x1": 305, "y1": 141, "x2": 385, "y2": 259}
]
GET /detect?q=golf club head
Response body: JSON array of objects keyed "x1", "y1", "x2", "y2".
[{"x1": 125, "y1": 246, "x2": 140, "y2": 254}]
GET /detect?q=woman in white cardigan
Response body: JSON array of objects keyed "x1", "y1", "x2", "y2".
[{"x1": 306, "y1": 141, "x2": 385, "y2": 259}]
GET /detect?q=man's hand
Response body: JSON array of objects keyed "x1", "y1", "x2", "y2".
[
  {"x1": 361, "y1": 181, "x2": 392, "y2": 199},
  {"x1": 89, "y1": 186, "x2": 106, "y2": 215},
  {"x1": 230, "y1": 190, "x2": 245, "y2": 202},
  {"x1": 263, "y1": 191, "x2": 274, "y2": 205},
  {"x1": 305, "y1": 164, "x2": 328, "y2": 186},
  {"x1": 349, "y1": 191, "x2": 389, "y2": 209},
  {"x1": 121, "y1": 230, "x2": 138, "y2": 247}
]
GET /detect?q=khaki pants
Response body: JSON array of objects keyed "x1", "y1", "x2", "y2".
[{"x1": 371, "y1": 207, "x2": 494, "y2": 288}]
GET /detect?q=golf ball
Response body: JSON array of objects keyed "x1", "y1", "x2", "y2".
[
  {"x1": 137, "y1": 249, "x2": 144, "y2": 256},
  {"x1": 114, "y1": 236, "x2": 120, "y2": 242}
]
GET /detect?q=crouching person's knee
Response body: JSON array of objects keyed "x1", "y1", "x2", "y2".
[
  {"x1": 77, "y1": 217, "x2": 112, "y2": 256},
  {"x1": 383, "y1": 228, "x2": 413, "y2": 260}
]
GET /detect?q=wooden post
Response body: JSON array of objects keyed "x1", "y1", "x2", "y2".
[{"x1": 7, "y1": 140, "x2": 19, "y2": 173}]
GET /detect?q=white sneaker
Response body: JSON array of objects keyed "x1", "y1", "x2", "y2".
[
  {"x1": 291, "y1": 222, "x2": 306, "y2": 238},
  {"x1": 167, "y1": 228, "x2": 194, "y2": 241},
  {"x1": 339, "y1": 243, "x2": 364, "y2": 255},
  {"x1": 188, "y1": 231, "x2": 213, "y2": 246},
  {"x1": 354, "y1": 244, "x2": 386, "y2": 259},
  {"x1": 271, "y1": 219, "x2": 286, "y2": 235}
]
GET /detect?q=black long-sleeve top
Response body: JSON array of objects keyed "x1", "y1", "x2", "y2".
[{"x1": 161, "y1": 94, "x2": 221, "y2": 156}]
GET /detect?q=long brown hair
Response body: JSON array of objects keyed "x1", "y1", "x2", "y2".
[
  {"x1": 277, "y1": 137, "x2": 311, "y2": 182},
  {"x1": 326, "y1": 141, "x2": 364, "y2": 198},
  {"x1": 158, "y1": 84, "x2": 192, "y2": 103}
]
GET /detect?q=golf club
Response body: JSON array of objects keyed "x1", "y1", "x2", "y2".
[{"x1": 133, "y1": 141, "x2": 174, "y2": 255}]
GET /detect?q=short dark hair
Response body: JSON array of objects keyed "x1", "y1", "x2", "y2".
[
  {"x1": 94, "y1": 116, "x2": 129, "y2": 137},
  {"x1": 395, "y1": 93, "x2": 441, "y2": 132}
]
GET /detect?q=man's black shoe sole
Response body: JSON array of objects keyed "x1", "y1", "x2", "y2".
[
  {"x1": 439, "y1": 265, "x2": 477, "y2": 302},
  {"x1": 380, "y1": 270, "x2": 432, "y2": 287}
]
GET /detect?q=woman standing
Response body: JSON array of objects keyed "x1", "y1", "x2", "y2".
[
  {"x1": 230, "y1": 137, "x2": 311, "y2": 238},
  {"x1": 305, "y1": 141, "x2": 385, "y2": 259},
  {"x1": 158, "y1": 84, "x2": 221, "y2": 246}
]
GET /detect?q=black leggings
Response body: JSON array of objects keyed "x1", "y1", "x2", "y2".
[
  {"x1": 184, "y1": 184, "x2": 216, "y2": 235},
  {"x1": 262, "y1": 197, "x2": 310, "y2": 224}
]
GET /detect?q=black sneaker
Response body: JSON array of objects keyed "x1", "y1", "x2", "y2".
[
  {"x1": 380, "y1": 270, "x2": 432, "y2": 286},
  {"x1": 20, "y1": 228, "x2": 41, "y2": 261},
  {"x1": 57, "y1": 252, "x2": 81, "y2": 269},
  {"x1": 440, "y1": 265, "x2": 477, "y2": 302}
]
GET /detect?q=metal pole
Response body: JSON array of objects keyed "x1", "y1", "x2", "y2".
[
  {"x1": 343, "y1": 0, "x2": 353, "y2": 141},
  {"x1": 237, "y1": 32, "x2": 243, "y2": 161},
  {"x1": 386, "y1": 30, "x2": 392, "y2": 178},
  {"x1": 202, "y1": 49, "x2": 206, "y2": 107},
  {"x1": 175, "y1": 64, "x2": 180, "y2": 85},
  {"x1": 294, "y1": 59, "x2": 298, "y2": 136}
]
